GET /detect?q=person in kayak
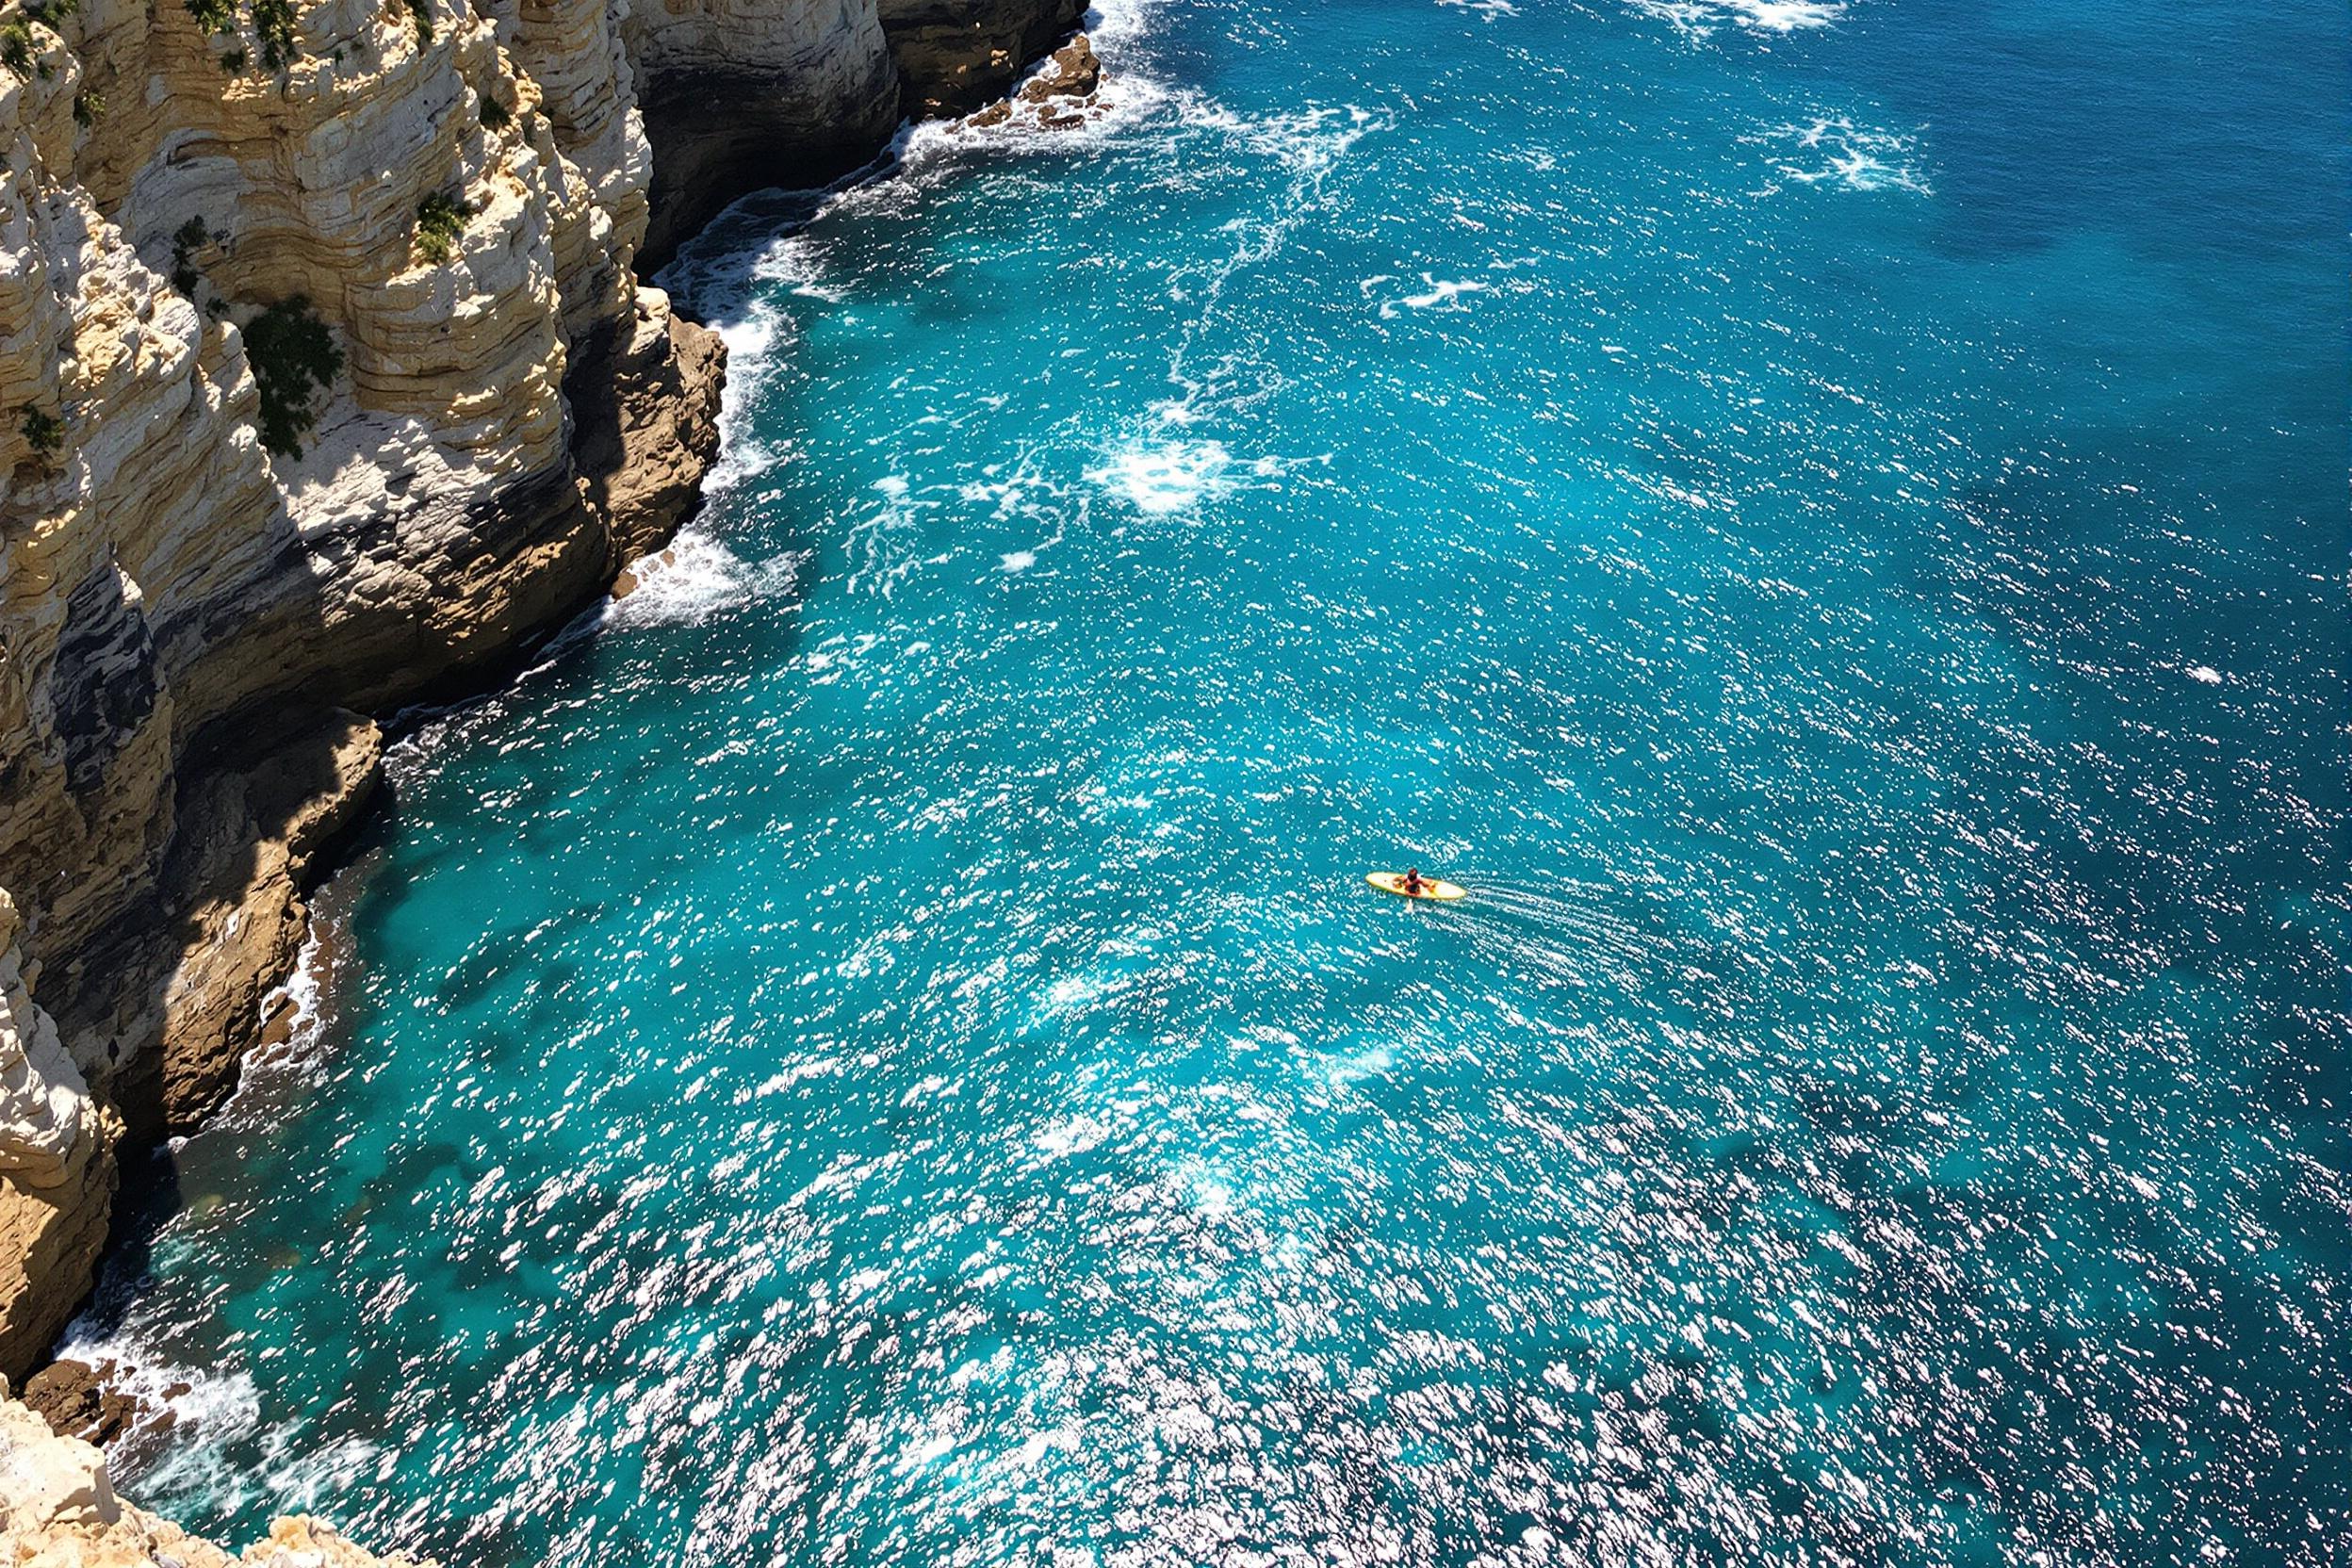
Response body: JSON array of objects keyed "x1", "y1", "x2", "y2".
[{"x1": 1402, "y1": 868, "x2": 1429, "y2": 896}]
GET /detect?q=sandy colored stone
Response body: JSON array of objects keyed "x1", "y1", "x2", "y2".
[
  {"x1": 148, "y1": 710, "x2": 383, "y2": 1135},
  {"x1": 0, "y1": 1112, "x2": 116, "y2": 1385},
  {"x1": 17, "y1": 1357, "x2": 182, "y2": 1447},
  {"x1": 571, "y1": 287, "x2": 728, "y2": 564},
  {"x1": 0, "y1": 1390, "x2": 431, "y2": 1566},
  {"x1": 1018, "y1": 32, "x2": 1102, "y2": 103},
  {"x1": 0, "y1": 890, "x2": 87, "y2": 1187}
]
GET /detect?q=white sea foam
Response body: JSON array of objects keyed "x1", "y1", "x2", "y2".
[
  {"x1": 1036, "y1": 1114, "x2": 1112, "y2": 1158},
  {"x1": 1176, "y1": 101, "x2": 1393, "y2": 189},
  {"x1": 1089, "y1": 439, "x2": 1236, "y2": 514},
  {"x1": 605, "y1": 531, "x2": 800, "y2": 629},
  {"x1": 1379, "y1": 274, "x2": 1494, "y2": 318},
  {"x1": 1631, "y1": 0, "x2": 1844, "y2": 37},
  {"x1": 1322, "y1": 1042, "x2": 1396, "y2": 1087},
  {"x1": 46, "y1": 1324, "x2": 270, "y2": 1504},
  {"x1": 1754, "y1": 116, "x2": 1931, "y2": 194},
  {"x1": 1150, "y1": 100, "x2": 1394, "y2": 425},
  {"x1": 841, "y1": 472, "x2": 946, "y2": 597}
]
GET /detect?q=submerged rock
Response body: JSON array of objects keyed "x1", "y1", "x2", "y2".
[
  {"x1": 17, "y1": 1358, "x2": 183, "y2": 1448},
  {"x1": 968, "y1": 32, "x2": 1107, "y2": 128},
  {"x1": 882, "y1": 0, "x2": 1090, "y2": 120}
]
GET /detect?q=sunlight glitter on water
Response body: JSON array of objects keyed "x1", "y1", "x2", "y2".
[{"x1": 85, "y1": 0, "x2": 2350, "y2": 1561}]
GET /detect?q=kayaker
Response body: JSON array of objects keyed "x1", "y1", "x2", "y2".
[{"x1": 1402, "y1": 868, "x2": 1429, "y2": 896}]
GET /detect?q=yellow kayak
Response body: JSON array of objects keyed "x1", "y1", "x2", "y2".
[{"x1": 1366, "y1": 872, "x2": 1466, "y2": 902}]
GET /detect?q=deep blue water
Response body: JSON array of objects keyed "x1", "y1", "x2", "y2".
[{"x1": 86, "y1": 0, "x2": 2348, "y2": 1562}]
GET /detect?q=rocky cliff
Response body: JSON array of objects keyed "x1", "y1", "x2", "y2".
[
  {"x1": 0, "y1": 0, "x2": 1082, "y2": 1494},
  {"x1": 0, "y1": 0, "x2": 735, "y2": 1396}
]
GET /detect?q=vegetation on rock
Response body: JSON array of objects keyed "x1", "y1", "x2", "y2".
[
  {"x1": 19, "y1": 404, "x2": 62, "y2": 460},
  {"x1": 479, "y1": 91, "x2": 511, "y2": 131},
  {"x1": 0, "y1": 18, "x2": 39, "y2": 78},
  {"x1": 414, "y1": 188, "x2": 473, "y2": 264},
  {"x1": 242, "y1": 297, "x2": 341, "y2": 459},
  {"x1": 171, "y1": 216, "x2": 211, "y2": 295},
  {"x1": 185, "y1": 0, "x2": 296, "y2": 74},
  {"x1": 5, "y1": 0, "x2": 75, "y2": 72},
  {"x1": 407, "y1": 0, "x2": 432, "y2": 46},
  {"x1": 250, "y1": 0, "x2": 294, "y2": 69}
]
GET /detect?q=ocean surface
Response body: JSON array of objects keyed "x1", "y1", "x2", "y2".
[{"x1": 82, "y1": 0, "x2": 2348, "y2": 1561}]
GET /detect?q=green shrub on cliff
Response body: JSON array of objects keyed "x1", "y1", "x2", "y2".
[
  {"x1": 185, "y1": 0, "x2": 297, "y2": 74},
  {"x1": 242, "y1": 297, "x2": 341, "y2": 460},
  {"x1": 479, "y1": 92, "x2": 511, "y2": 132},
  {"x1": 414, "y1": 189, "x2": 473, "y2": 265},
  {"x1": 408, "y1": 0, "x2": 432, "y2": 45},
  {"x1": 19, "y1": 405, "x2": 62, "y2": 460},
  {"x1": 171, "y1": 217, "x2": 211, "y2": 295},
  {"x1": 0, "y1": 0, "x2": 76, "y2": 79},
  {"x1": 1, "y1": 18, "x2": 39, "y2": 78},
  {"x1": 250, "y1": 0, "x2": 294, "y2": 69}
]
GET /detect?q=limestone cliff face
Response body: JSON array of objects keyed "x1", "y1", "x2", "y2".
[
  {"x1": 0, "y1": 0, "x2": 1082, "y2": 1540},
  {"x1": 1, "y1": 1387, "x2": 429, "y2": 1567},
  {"x1": 0, "y1": 0, "x2": 745, "y2": 1383},
  {"x1": 0, "y1": 890, "x2": 116, "y2": 1380}
]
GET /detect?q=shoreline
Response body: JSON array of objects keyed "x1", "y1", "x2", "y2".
[{"x1": 3, "y1": 18, "x2": 1117, "y2": 1549}]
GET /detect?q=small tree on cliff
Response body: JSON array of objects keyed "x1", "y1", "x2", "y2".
[{"x1": 241, "y1": 298, "x2": 341, "y2": 460}]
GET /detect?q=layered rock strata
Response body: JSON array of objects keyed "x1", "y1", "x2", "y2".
[
  {"x1": 1, "y1": 1385, "x2": 429, "y2": 1567},
  {"x1": 0, "y1": 0, "x2": 1088, "y2": 1544}
]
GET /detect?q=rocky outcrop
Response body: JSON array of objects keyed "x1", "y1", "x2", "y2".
[
  {"x1": 133, "y1": 710, "x2": 382, "y2": 1141},
  {"x1": 1, "y1": 888, "x2": 84, "y2": 1184},
  {"x1": 567, "y1": 286, "x2": 728, "y2": 563},
  {"x1": 881, "y1": 0, "x2": 1086, "y2": 120},
  {"x1": 966, "y1": 30, "x2": 1103, "y2": 129},
  {"x1": 0, "y1": 1117, "x2": 114, "y2": 1383},
  {"x1": 1, "y1": 1387, "x2": 430, "y2": 1566},
  {"x1": 0, "y1": 890, "x2": 116, "y2": 1382},
  {"x1": 17, "y1": 1356, "x2": 172, "y2": 1447}
]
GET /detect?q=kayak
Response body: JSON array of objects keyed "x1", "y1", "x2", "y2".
[{"x1": 1366, "y1": 872, "x2": 1466, "y2": 902}]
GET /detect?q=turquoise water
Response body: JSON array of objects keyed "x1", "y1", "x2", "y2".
[{"x1": 87, "y1": 0, "x2": 2347, "y2": 1561}]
